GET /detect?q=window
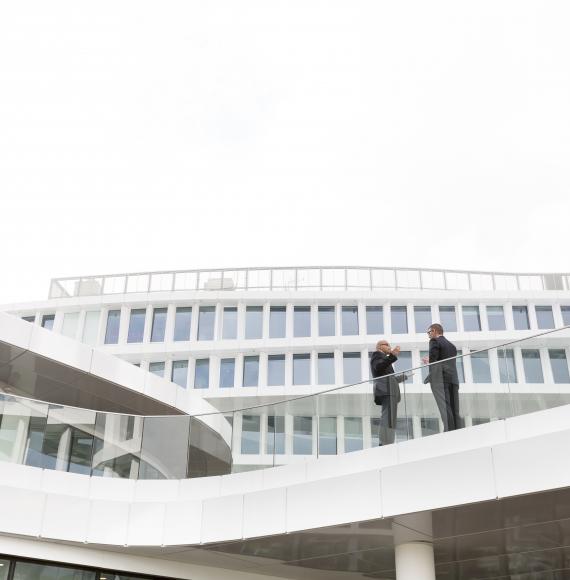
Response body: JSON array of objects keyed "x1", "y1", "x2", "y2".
[
  {"x1": 414, "y1": 306, "x2": 432, "y2": 334},
  {"x1": 421, "y1": 417, "x2": 441, "y2": 437},
  {"x1": 536, "y1": 306, "x2": 555, "y2": 329},
  {"x1": 222, "y1": 307, "x2": 237, "y2": 339},
  {"x1": 173, "y1": 306, "x2": 192, "y2": 341},
  {"x1": 343, "y1": 352, "x2": 361, "y2": 384},
  {"x1": 420, "y1": 350, "x2": 429, "y2": 383},
  {"x1": 61, "y1": 312, "x2": 79, "y2": 338},
  {"x1": 127, "y1": 309, "x2": 146, "y2": 343},
  {"x1": 562, "y1": 306, "x2": 570, "y2": 326},
  {"x1": 245, "y1": 306, "x2": 263, "y2": 339},
  {"x1": 342, "y1": 306, "x2": 359, "y2": 335},
  {"x1": 241, "y1": 415, "x2": 261, "y2": 454},
  {"x1": 549, "y1": 349, "x2": 570, "y2": 383},
  {"x1": 439, "y1": 306, "x2": 457, "y2": 332},
  {"x1": 269, "y1": 306, "x2": 286, "y2": 338},
  {"x1": 149, "y1": 361, "x2": 165, "y2": 378},
  {"x1": 293, "y1": 354, "x2": 311, "y2": 385},
  {"x1": 456, "y1": 350, "x2": 465, "y2": 383},
  {"x1": 344, "y1": 417, "x2": 363, "y2": 452},
  {"x1": 267, "y1": 355, "x2": 285, "y2": 386},
  {"x1": 318, "y1": 353, "x2": 335, "y2": 384},
  {"x1": 393, "y1": 350, "x2": 412, "y2": 375},
  {"x1": 513, "y1": 305, "x2": 530, "y2": 330},
  {"x1": 267, "y1": 416, "x2": 285, "y2": 454},
  {"x1": 498, "y1": 349, "x2": 517, "y2": 383},
  {"x1": 487, "y1": 306, "x2": 506, "y2": 331},
  {"x1": 22, "y1": 315, "x2": 35, "y2": 323},
  {"x1": 391, "y1": 306, "x2": 408, "y2": 334},
  {"x1": 243, "y1": 356, "x2": 259, "y2": 387},
  {"x1": 366, "y1": 306, "x2": 383, "y2": 335},
  {"x1": 318, "y1": 306, "x2": 335, "y2": 336},
  {"x1": 194, "y1": 358, "x2": 210, "y2": 389},
  {"x1": 462, "y1": 306, "x2": 481, "y2": 331},
  {"x1": 150, "y1": 307, "x2": 167, "y2": 342},
  {"x1": 83, "y1": 310, "x2": 100, "y2": 345},
  {"x1": 104, "y1": 310, "x2": 121, "y2": 344},
  {"x1": 13, "y1": 561, "x2": 96, "y2": 580},
  {"x1": 220, "y1": 358, "x2": 235, "y2": 388},
  {"x1": 171, "y1": 360, "x2": 188, "y2": 387},
  {"x1": 319, "y1": 417, "x2": 337, "y2": 455},
  {"x1": 293, "y1": 416, "x2": 313, "y2": 454},
  {"x1": 471, "y1": 351, "x2": 492, "y2": 383},
  {"x1": 198, "y1": 306, "x2": 215, "y2": 340},
  {"x1": 522, "y1": 349, "x2": 544, "y2": 383},
  {"x1": 41, "y1": 314, "x2": 55, "y2": 330},
  {"x1": 294, "y1": 306, "x2": 311, "y2": 337},
  {"x1": 395, "y1": 417, "x2": 413, "y2": 442}
]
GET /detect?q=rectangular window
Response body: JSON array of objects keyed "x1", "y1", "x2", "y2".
[
  {"x1": 513, "y1": 305, "x2": 530, "y2": 330},
  {"x1": 318, "y1": 353, "x2": 335, "y2": 384},
  {"x1": 267, "y1": 355, "x2": 285, "y2": 386},
  {"x1": 245, "y1": 306, "x2": 263, "y2": 339},
  {"x1": 471, "y1": 351, "x2": 492, "y2": 383},
  {"x1": 198, "y1": 306, "x2": 215, "y2": 340},
  {"x1": 41, "y1": 314, "x2": 55, "y2": 330},
  {"x1": 294, "y1": 306, "x2": 311, "y2": 337},
  {"x1": 243, "y1": 355, "x2": 259, "y2": 387},
  {"x1": 341, "y1": 306, "x2": 359, "y2": 336},
  {"x1": 462, "y1": 306, "x2": 481, "y2": 331},
  {"x1": 267, "y1": 416, "x2": 285, "y2": 455},
  {"x1": 194, "y1": 358, "x2": 210, "y2": 389},
  {"x1": 420, "y1": 349, "x2": 429, "y2": 383},
  {"x1": 318, "y1": 417, "x2": 337, "y2": 455},
  {"x1": 173, "y1": 306, "x2": 192, "y2": 341},
  {"x1": 522, "y1": 349, "x2": 544, "y2": 383},
  {"x1": 396, "y1": 417, "x2": 413, "y2": 442},
  {"x1": 457, "y1": 350, "x2": 465, "y2": 383},
  {"x1": 241, "y1": 415, "x2": 261, "y2": 454},
  {"x1": 104, "y1": 310, "x2": 121, "y2": 344},
  {"x1": 487, "y1": 306, "x2": 506, "y2": 331},
  {"x1": 293, "y1": 354, "x2": 311, "y2": 385},
  {"x1": 61, "y1": 312, "x2": 79, "y2": 338},
  {"x1": 269, "y1": 306, "x2": 286, "y2": 338},
  {"x1": 498, "y1": 349, "x2": 517, "y2": 383},
  {"x1": 222, "y1": 307, "x2": 237, "y2": 339},
  {"x1": 318, "y1": 306, "x2": 336, "y2": 336},
  {"x1": 127, "y1": 309, "x2": 146, "y2": 343},
  {"x1": 366, "y1": 306, "x2": 383, "y2": 335},
  {"x1": 536, "y1": 306, "x2": 555, "y2": 329},
  {"x1": 393, "y1": 350, "x2": 412, "y2": 375},
  {"x1": 414, "y1": 306, "x2": 432, "y2": 334},
  {"x1": 439, "y1": 306, "x2": 457, "y2": 332},
  {"x1": 293, "y1": 416, "x2": 312, "y2": 455},
  {"x1": 13, "y1": 562, "x2": 97, "y2": 580},
  {"x1": 344, "y1": 417, "x2": 363, "y2": 452},
  {"x1": 549, "y1": 349, "x2": 570, "y2": 383},
  {"x1": 391, "y1": 306, "x2": 408, "y2": 334},
  {"x1": 22, "y1": 315, "x2": 36, "y2": 323},
  {"x1": 149, "y1": 361, "x2": 165, "y2": 378},
  {"x1": 150, "y1": 307, "x2": 167, "y2": 342},
  {"x1": 83, "y1": 310, "x2": 100, "y2": 345},
  {"x1": 562, "y1": 306, "x2": 570, "y2": 326},
  {"x1": 219, "y1": 358, "x2": 235, "y2": 388},
  {"x1": 343, "y1": 352, "x2": 361, "y2": 384},
  {"x1": 171, "y1": 360, "x2": 188, "y2": 388}
]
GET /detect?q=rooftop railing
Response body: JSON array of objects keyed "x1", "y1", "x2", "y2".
[{"x1": 49, "y1": 267, "x2": 570, "y2": 299}]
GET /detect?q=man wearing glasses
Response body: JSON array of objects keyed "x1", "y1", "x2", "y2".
[{"x1": 422, "y1": 323, "x2": 460, "y2": 431}]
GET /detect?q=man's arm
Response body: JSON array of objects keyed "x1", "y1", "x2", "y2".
[
  {"x1": 371, "y1": 353, "x2": 398, "y2": 377},
  {"x1": 428, "y1": 337, "x2": 441, "y2": 363}
]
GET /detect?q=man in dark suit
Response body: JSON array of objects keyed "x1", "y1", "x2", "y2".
[
  {"x1": 370, "y1": 340, "x2": 407, "y2": 445},
  {"x1": 423, "y1": 323, "x2": 460, "y2": 431}
]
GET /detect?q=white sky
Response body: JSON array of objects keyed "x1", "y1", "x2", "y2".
[{"x1": 1, "y1": 1, "x2": 569, "y2": 305}]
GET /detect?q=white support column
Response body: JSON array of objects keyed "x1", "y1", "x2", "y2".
[{"x1": 393, "y1": 512, "x2": 436, "y2": 580}]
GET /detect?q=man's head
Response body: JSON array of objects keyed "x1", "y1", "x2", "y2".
[
  {"x1": 427, "y1": 323, "x2": 444, "y2": 338},
  {"x1": 376, "y1": 339, "x2": 391, "y2": 354}
]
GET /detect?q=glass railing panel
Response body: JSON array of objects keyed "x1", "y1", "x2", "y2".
[
  {"x1": 346, "y1": 268, "x2": 371, "y2": 290},
  {"x1": 396, "y1": 270, "x2": 420, "y2": 289},
  {"x1": 102, "y1": 275, "x2": 127, "y2": 294},
  {"x1": 371, "y1": 269, "x2": 396, "y2": 289},
  {"x1": 221, "y1": 270, "x2": 247, "y2": 290},
  {"x1": 247, "y1": 269, "x2": 271, "y2": 290},
  {"x1": 445, "y1": 272, "x2": 469, "y2": 290},
  {"x1": 297, "y1": 268, "x2": 320, "y2": 290},
  {"x1": 271, "y1": 269, "x2": 296, "y2": 291},
  {"x1": 494, "y1": 274, "x2": 518, "y2": 291},
  {"x1": 198, "y1": 270, "x2": 225, "y2": 291},
  {"x1": 126, "y1": 274, "x2": 150, "y2": 293},
  {"x1": 49, "y1": 278, "x2": 77, "y2": 298},
  {"x1": 149, "y1": 272, "x2": 174, "y2": 292},
  {"x1": 469, "y1": 273, "x2": 493, "y2": 291},
  {"x1": 322, "y1": 268, "x2": 346, "y2": 290},
  {"x1": 188, "y1": 415, "x2": 232, "y2": 478},
  {"x1": 518, "y1": 275, "x2": 543, "y2": 291},
  {"x1": 174, "y1": 271, "x2": 198, "y2": 291},
  {"x1": 265, "y1": 401, "x2": 287, "y2": 467},
  {"x1": 421, "y1": 270, "x2": 445, "y2": 290},
  {"x1": 232, "y1": 408, "x2": 265, "y2": 472},
  {"x1": 77, "y1": 277, "x2": 103, "y2": 297}
]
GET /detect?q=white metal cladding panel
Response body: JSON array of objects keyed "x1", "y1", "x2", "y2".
[
  {"x1": 41, "y1": 494, "x2": 90, "y2": 541},
  {"x1": 243, "y1": 487, "x2": 287, "y2": 538},
  {"x1": 0, "y1": 486, "x2": 46, "y2": 536},
  {"x1": 163, "y1": 499, "x2": 203, "y2": 545}
]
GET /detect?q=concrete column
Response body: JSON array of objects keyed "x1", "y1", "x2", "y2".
[{"x1": 393, "y1": 512, "x2": 436, "y2": 580}]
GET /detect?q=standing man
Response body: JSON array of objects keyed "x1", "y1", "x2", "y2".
[
  {"x1": 370, "y1": 340, "x2": 406, "y2": 445},
  {"x1": 423, "y1": 323, "x2": 460, "y2": 431}
]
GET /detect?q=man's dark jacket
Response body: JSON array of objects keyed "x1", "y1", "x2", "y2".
[
  {"x1": 426, "y1": 335, "x2": 459, "y2": 385},
  {"x1": 370, "y1": 351, "x2": 403, "y2": 405}
]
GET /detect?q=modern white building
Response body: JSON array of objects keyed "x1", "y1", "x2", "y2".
[{"x1": 1, "y1": 266, "x2": 570, "y2": 580}]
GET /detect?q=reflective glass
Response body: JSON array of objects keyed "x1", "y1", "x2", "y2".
[
  {"x1": 150, "y1": 307, "x2": 167, "y2": 342},
  {"x1": 522, "y1": 349, "x2": 544, "y2": 383},
  {"x1": 247, "y1": 269, "x2": 271, "y2": 290},
  {"x1": 536, "y1": 305, "x2": 555, "y2": 329},
  {"x1": 174, "y1": 271, "x2": 197, "y2": 291},
  {"x1": 421, "y1": 270, "x2": 445, "y2": 289},
  {"x1": 222, "y1": 307, "x2": 237, "y2": 339},
  {"x1": 346, "y1": 268, "x2": 370, "y2": 289},
  {"x1": 0, "y1": 559, "x2": 8, "y2": 580},
  {"x1": 445, "y1": 272, "x2": 469, "y2": 290},
  {"x1": 397, "y1": 269, "x2": 420, "y2": 289},
  {"x1": 513, "y1": 305, "x2": 530, "y2": 330},
  {"x1": 318, "y1": 353, "x2": 335, "y2": 384},
  {"x1": 494, "y1": 275, "x2": 518, "y2": 290},
  {"x1": 393, "y1": 350, "x2": 412, "y2": 375},
  {"x1": 22, "y1": 315, "x2": 35, "y2": 323},
  {"x1": 271, "y1": 269, "x2": 296, "y2": 290},
  {"x1": 396, "y1": 417, "x2": 414, "y2": 442},
  {"x1": 498, "y1": 349, "x2": 517, "y2": 383},
  {"x1": 150, "y1": 272, "x2": 173, "y2": 292},
  {"x1": 471, "y1": 351, "x2": 492, "y2": 383},
  {"x1": 297, "y1": 268, "x2": 320, "y2": 289},
  {"x1": 198, "y1": 306, "x2": 215, "y2": 340},
  {"x1": 174, "y1": 306, "x2": 192, "y2": 341},
  {"x1": 294, "y1": 306, "x2": 311, "y2": 337},
  {"x1": 13, "y1": 561, "x2": 96, "y2": 580},
  {"x1": 149, "y1": 361, "x2": 165, "y2": 378},
  {"x1": 194, "y1": 359, "x2": 210, "y2": 389},
  {"x1": 487, "y1": 306, "x2": 506, "y2": 331},
  {"x1": 82, "y1": 310, "x2": 100, "y2": 345},
  {"x1": 243, "y1": 356, "x2": 259, "y2": 387},
  {"x1": 414, "y1": 306, "x2": 432, "y2": 333},
  {"x1": 267, "y1": 355, "x2": 285, "y2": 386},
  {"x1": 343, "y1": 352, "x2": 361, "y2": 384},
  {"x1": 293, "y1": 354, "x2": 311, "y2": 385},
  {"x1": 391, "y1": 306, "x2": 408, "y2": 334},
  {"x1": 61, "y1": 312, "x2": 79, "y2": 338},
  {"x1": 103, "y1": 275, "x2": 127, "y2": 294},
  {"x1": 366, "y1": 306, "x2": 383, "y2": 335},
  {"x1": 562, "y1": 306, "x2": 570, "y2": 326},
  {"x1": 269, "y1": 306, "x2": 286, "y2": 338},
  {"x1": 126, "y1": 274, "x2": 149, "y2": 293},
  {"x1": 127, "y1": 309, "x2": 146, "y2": 343},
  {"x1": 241, "y1": 415, "x2": 261, "y2": 454},
  {"x1": 462, "y1": 305, "x2": 481, "y2": 331},
  {"x1": 104, "y1": 310, "x2": 121, "y2": 344},
  {"x1": 267, "y1": 415, "x2": 285, "y2": 455},
  {"x1": 549, "y1": 349, "x2": 570, "y2": 383},
  {"x1": 245, "y1": 306, "x2": 263, "y2": 339},
  {"x1": 457, "y1": 350, "x2": 465, "y2": 383},
  {"x1": 371, "y1": 269, "x2": 396, "y2": 288},
  {"x1": 341, "y1": 306, "x2": 359, "y2": 336},
  {"x1": 344, "y1": 417, "x2": 363, "y2": 452},
  {"x1": 220, "y1": 358, "x2": 235, "y2": 388},
  {"x1": 321, "y1": 268, "x2": 345, "y2": 289},
  {"x1": 41, "y1": 314, "x2": 55, "y2": 330},
  {"x1": 293, "y1": 416, "x2": 312, "y2": 454},
  {"x1": 470, "y1": 273, "x2": 493, "y2": 290},
  {"x1": 439, "y1": 306, "x2": 457, "y2": 332},
  {"x1": 318, "y1": 416, "x2": 337, "y2": 455},
  {"x1": 171, "y1": 360, "x2": 188, "y2": 388},
  {"x1": 318, "y1": 306, "x2": 335, "y2": 336},
  {"x1": 421, "y1": 417, "x2": 441, "y2": 437}
]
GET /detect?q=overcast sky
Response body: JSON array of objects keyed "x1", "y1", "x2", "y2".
[{"x1": 0, "y1": 1, "x2": 569, "y2": 305}]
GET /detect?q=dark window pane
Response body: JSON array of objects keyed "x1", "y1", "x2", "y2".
[
  {"x1": 513, "y1": 305, "x2": 530, "y2": 330},
  {"x1": 198, "y1": 306, "x2": 215, "y2": 340},
  {"x1": 562, "y1": 306, "x2": 570, "y2": 326},
  {"x1": 366, "y1": 306, "x2": 383, "y2": 335},
  {"x1": 344, "y1": 417, "x2": 363, "y2": 452},
  {"x1": 267, "y1": 415, "x2": 285, "y2": 454},
  {"x1": 414, "y1": 306, "x2": 432, "y2": 334},
  {"x1": 498, "y1": 349, "x2": 517, "y2": 383},
  {"x1": 241, "y1": 415, "x2": 260, "y2": 454},
  {"x1": 194, "y1": 358, "x2": 209, "y2": 389},
  {"x1": 391, "y1": 306, "x2": 408, "y2": 334},
  {"x1": 173, "y1": 307, "x2": 192, "y2": 341},
  {"x1": 269, "y1": 306, "x2": 286, "y2": 338},
  {"x1": 14, "y1": 562, "x2": 96, "y2": 580},
  {"x1": 439, "y1": 306, "x2": 457, "y2": 332},
  {"x1": 41, "y1": 314, "x2": 55, "y2": 330},
  {"x1": 522, "y1": 349, "x2": 544, "y2": 383},
  {"x1": 294, "y1": 306, "x2": 311, "y2": 337},
  {"x1": 343, "y1": 352, "x2": 361, "y2": 384},
  {"x1": 463, "y1": 306, "x2": 481, "y2": 331},
  {"x1": 268, "y1": 355, "x2": 285, "y2": 386},
  {"x1": 220, "y1": 358, "x2": 235, "y2": 388},
  {"x1": 471, "y1": 351, "x2": 491, "y2": 383},
  {"x1": 536, "y1": 306, "x2": 555, "y2": 329},
  {"x1": 550, "y1": 349, "x2": 570, "y2": 383},
  {"x1": 318, "y1": 306, "x2": 335, "y2": 336},
  {"x1": 22, "y1": 315, "x2": 35, "y2": 323},
  {"x1": 487, "y1": 306, "x2": 506, "y2": 331},
  {"x1": 243, "y1": 356, "x2": 259, "y2": 387},
  {"x1": 104, "y1": 310, "x2": 121, "y2": 344},
  {"x1": 127, "y1": 309, "x2": 146, "y2": 343},
  {"x1": 245, "y1": 306, "x2": 263, "y2": 339},
  {"x1": 150, "y1": 307, "x2": 167, "y2": 342},
  {"x1": 457, "y1": 350, "x2": 465, "y2": 383},
  {"x1": 293, "y1": 416, "x2": 312, "y2": 454},
  {"x1": 342, "y1": 306, "x2": 359, "y2": 336},
  {"x1": 318, "y1": 353, "x2": 335, "y2": 384},
  {"x1": 319, "y1": 417, "x2": 337, "y2": 455},
  {"x1": 222, "y1": 307, "x2": 237, "y2": 339},
  {"x1": 149, "y1": 361, "x2": 165, "y2": 377},
  {"x1": 171, "y1": 360, "x2": 188, "y2": 387},
  {"x1": 293, "y1": 354, "x2": 311, "y2": 385}
]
